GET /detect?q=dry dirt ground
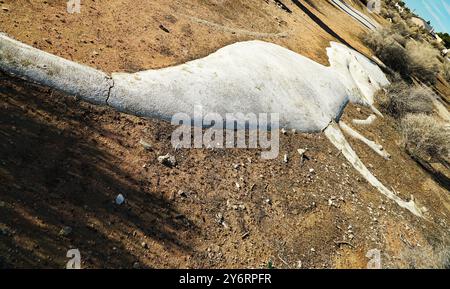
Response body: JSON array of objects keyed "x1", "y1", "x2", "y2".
[
  {"x1": 0, "y1": 0, "x2": 450, "y2": 268},
  {"x1": 0, "y1": 0, "x2": 374, "y2": 72}
]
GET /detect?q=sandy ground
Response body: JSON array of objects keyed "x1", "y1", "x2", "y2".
[{"x1": 0, "y1": 0, "x2": 449, "y2": 268}]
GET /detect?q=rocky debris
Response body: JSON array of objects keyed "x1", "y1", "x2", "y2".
[
  {"x1": 157, "y1": 153, "x2": 176, "y2": 167},
  {"x1": 159, "y1": 24, "x2": 170, "y2": 33},
  {"x1": 115, "y1": 194, "x2": 125, "y2": 205},
  {"x1": 133, "y1": 261, "x2": 140, "y2": 269},
  {"x1": 283, "y1": 154, "x2": 289, "y2": 163},
  {"x1": 297, "y1": 148, "x2": 307, "y2": 156},
  {"x1": 215, "y1": 213, "x2": 228, "y2": 229},
  {"x1": 59, "y1": 226, "x2": 72, "y2": 236},
  {"x1": 227, "y1": 200, "x2": 246, "y2": 210},
  {"x1": 297, "y1": 148, "x2": 309, "y2": 165},
  {"x1": 177, "y1": 190, "x2": 188, "y2": 198},
  {"x1": 281, "y1": 128, "x2": 287, "y2": 135},
  {"x1": 1, "y1": 6, "x2": 9, "y2": 12},
  {"x1": 141, "y1": 242, "x2": 148, "y2": 249},
  {"x1": 0, "y1": 226, "x2": 12, "y2": 236},
  {"x1": 334, "y1": 240, "x2": 354, "y2": 248},
  {"x1": 139, "y1": 139, "x2": 152, "y2": 150},
  {"x1": 43, "y1": 38, "x2": 52, "y2": 45},
  {"x1": 327, "y1": 196, "x2": 344, "y2": 208}
]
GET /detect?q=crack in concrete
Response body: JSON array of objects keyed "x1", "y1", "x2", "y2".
[{"x1": 105, "y1": 76, "x2": 114, "y2": 105}]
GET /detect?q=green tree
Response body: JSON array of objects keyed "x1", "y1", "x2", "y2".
[{"x1": 437, "y1": 32, "x2": 450, "y2": 48}]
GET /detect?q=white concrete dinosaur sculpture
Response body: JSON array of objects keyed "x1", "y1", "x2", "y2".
[{"x1": 0, "y1": 33, "x2": 423, "y2": 217}]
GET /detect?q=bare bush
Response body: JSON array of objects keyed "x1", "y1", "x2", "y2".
[
  {"x1": 400, "y1": 114, "x2": 450, "y2": 161},
  {"x1": 405, "y1": 41, "x2": 441, "y2": 84},
  {"x1": 399, "y1": 245, "x2": 450, "y2": 269},
  {"x1": 363, "y1": 25, "x2": 441, "y2": 84},
  {"x1": 377, "y1": 82, "x2": 434, "y2": 118},
  {"x1": 444, "y1": 61, "x2": 450, "y2": 83},
  {"x1": 363, "y1": 31, "x2": 410, "y2": 76}
]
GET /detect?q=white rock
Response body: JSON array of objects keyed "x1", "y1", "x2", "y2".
[
  {"x1": 115, "y1": 194, "x2": 125, "y2": 205},
  {"x1": 157, "y1": 154, "x2": 176, "y2": 167}
]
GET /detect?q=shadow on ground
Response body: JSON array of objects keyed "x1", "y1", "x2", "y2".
[{"x1": 0, "y1": 72, "x2": 197, "y2": 268}]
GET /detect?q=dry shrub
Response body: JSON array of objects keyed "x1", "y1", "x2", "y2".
[
  {"x1": 363, "y1": 26, "x2": 441, "y2": 84},
  {"x1": 405, "y1": 41, "x2": 441, "y2": 84},
  {"x1": 444, "y1": 61, "x2": 450, "y2": 83},
  {"x1": 400, "y1": 114, "x2": 450, "y2": 161},
  {"x1": 363, "y1": 30, "x2": 410, "y2": 75},
  {"x1": 399, "y1": 245, "x2": 450, "y2": 269},
  {"x1": 377, "y1": 82, "x2": 434, "y2": 118}
]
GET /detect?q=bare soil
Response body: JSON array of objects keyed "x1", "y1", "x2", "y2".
[
  {"x1": 1, "y1": 73, "x2": 449, "y2": 269},
  {"x1": 0, "y1": 0, "x2": 373, "y2": 72}
]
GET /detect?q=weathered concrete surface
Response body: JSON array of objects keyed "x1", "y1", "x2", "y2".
[
  {"x1": 0, "y1": 34, "x2": 112, "y2": 105},
  {"x1": 1, "y1": 34, "x2": 389, "y2": 132},
  {"x1": 109, "y1": 40, "x2": 350, "y2": 132},
  {"x1": 325, "y1": 122, "x2": 423, "y2": 217}
]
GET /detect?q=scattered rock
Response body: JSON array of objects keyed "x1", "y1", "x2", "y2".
[
  {"x1": 141, "y1": 242, "x2": 148, "y2": 249},
  {"x1": 159, "y1": 24, "x2": 170, "y2": 33},
  {"x1": 133, "y1": 262, "x2": 140, "y2": 269},
  {"x1": 115, "y1": 194, "x2": 125, "y2": 205},
  {"x1": 215, "y1": 213, "x2": 228, "y2": 229},
  {"x1": 177, "y1": 190, "x2": 188, "y2": 198},
  {"x1": 158, "y1": 154, "x2": 176, "y2": 167},
  {"x1": 2, "y1": 6, "x2": 9, "y2": 12},
  {"x1": 59, "y1": 226, "x2": 72, "y2": 236},
  {"x1": 281, "y1": 128, "x2": 287, "y2": 135},
  {"x1": 0, "y1": 227, "x2": 12, "y2": 236},
  {"x1": 297, "y1": 148, "x2": 307, "y2": 156},
  {"x1": 298, "y1": 148, "x2": 310, "y2": 165},
  {"x1": 283, "y1": 154, "x2": 288, "y2": 163},
  {"x1": 139, "y1": 139, "x2": 152, "y2": 150}
]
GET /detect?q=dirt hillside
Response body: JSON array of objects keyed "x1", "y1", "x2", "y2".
[{"x1": 0, "y1": 0, "x2": 449, "y2": 268}]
